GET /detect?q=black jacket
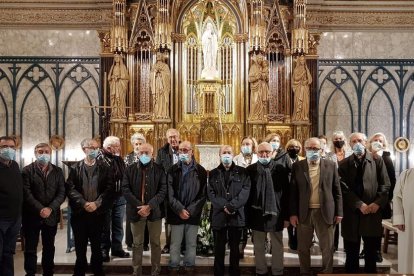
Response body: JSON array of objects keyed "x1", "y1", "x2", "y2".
[
  {"x1": 156, "y1": 143, "x2": 176, "y2": 173},
  {"x1": 246, "y1": 160, "x2": 289, "y2": 232},
  {"x1": 167, "y1": 161, "x2": 207, "y2": 225},
  {"x1": 0, "y1": 160, "x2": 23, "y2": 219},
  {"x1": 382, "y1": 151, "x2": 396, "y2": 219},
  {"x1": 122, "y1": 161, "x2": 167, "y2": 222},
  {"x1": 22, "y1": 162, "x2": 66, "y2": 225},
  {"x1": 207, "y1": 163, "x2": 251, "y2": 229},
  {"x1": 65, "y1": 160, "x2": 114, "y2": 215},
  {"x1": 97, "y1": 150, "x2": 126, "y2": 197},
  {"x1": 338, "y1": 152, "x2": 390, "y2": 241}
]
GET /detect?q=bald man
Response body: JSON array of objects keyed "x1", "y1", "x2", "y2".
[
  {"x1": 166, "y1": 141, "x2": 207, "y2": 276},
  {"x1": 122, "y1": 143, "x2": 166, "y2": 276},
  {"x1": 208, "y1": 145, "x2": 251, "y2": 276},
  {"x1": 246, "y1": 142, "x2": 289, "y2": 276}
]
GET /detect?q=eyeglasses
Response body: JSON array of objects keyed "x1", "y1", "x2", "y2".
[
  {"x1": 178, "y1": 148, "x2": 192, "y2": 153},
  {"x1": 83, "y1": 146, "x2": 99, "y2": 150},
  {"x1": 0, "y1": 145, "x2": 16, "y2": 149},
  {"x1": 305, "y1": 147, "x2": 321, "y2": 151}
]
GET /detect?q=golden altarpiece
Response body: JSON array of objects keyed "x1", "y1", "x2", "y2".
[{"x1": 99, "y1": 0, "x2": 319, "y2": 155}]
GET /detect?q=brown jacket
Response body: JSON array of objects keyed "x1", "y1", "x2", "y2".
[
  {"x1": 338, "y1": 152, "x2": 390, "y2": 241},
  {"x1": 289, "y1": 159, "x2": 343, "y2": 225}
]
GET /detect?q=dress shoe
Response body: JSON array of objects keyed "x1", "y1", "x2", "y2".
[
  {"x1": 111, "y1": 250, "x2": 130, "y2": 258},
  {"x1": 144, "y1": 245, "x2": 150, "y2": 251},
  {"x1": 169, "y1": 268, "x2": 179, "y2": 276},
  {"x1": 161, "y1": 246, "x2": 170, "y2": 254},
  {"x1": 102, "y1": 250, "x2": 110, "y2": 262},
  {"x1": 376, "y1": 250, "x2": 383, "y2": 263}
]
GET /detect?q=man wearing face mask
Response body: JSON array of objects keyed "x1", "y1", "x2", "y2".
[
  {"x1": 97, "y1": 136, "x2": 130, "y2": 261},
  {"x1": 338, "y1": 132, "x2": 390, "y2": 273},
  {"x1": 122, "y1": 143, "x2": 166, "y2": 276},
  {"x1": 21, "y1": 143, "x2": 66, "y2": 276},
  {"x1": 124, "y1": 133, "x2": 147, "y2": 251},
  {"x1": 208, "y1": 145, "x2": 251, "y2": 276},
  {"x1": 156, "y1": 128, "x2": 180, "y2": 254},
  {"x1": 66, "y1": 138, "x2": 113, "y2": 276},
  {"x1": 0, "y1": 136, "x2": 23, "y2": 276},
  {"x1": 167, "y1": 141, "x2": 207, "y2": 276},
  {"x1": 289, "y1": 138, "x2": 342, "y2": 275},
  {"x1": 246, "y1": 142, "x2": 289, "y2": 276}
]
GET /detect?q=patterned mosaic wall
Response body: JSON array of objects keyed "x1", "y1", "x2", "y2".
[
  {"x1": 318, "y1": 59, "x2": 414, "y2": 172},
  {"x1": 0, "y1": 57, "x2": 100, "y2": 168}
]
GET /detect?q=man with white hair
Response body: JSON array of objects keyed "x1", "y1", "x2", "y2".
[
  {"x1": 124, "y1": 133, "x2": 147, "y2": 250},
  {"x1": 338, "y1": 132, "x2": 390, "y2": 273},
  {"x1": 125, "y1": 133, "x2": 146, "y2": 167},
  {"x1": 246, "y1": 142, "x2": 289, "y2": 276},
  {"x1": 98, "y1": 136, "x2": 130, "y2": 261},
  {"x1": 290, "y1": 137, "x2": 342, "y2": 275}
]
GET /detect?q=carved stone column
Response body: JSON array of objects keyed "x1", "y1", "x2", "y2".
[{"x1": 308, "y1": 32, "x2": 321, "y2": 136}]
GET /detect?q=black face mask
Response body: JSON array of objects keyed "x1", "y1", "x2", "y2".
[
  {"x1": 287, "y1": 148, "x2": 300, "y2": 158},
  {"x1": 333, "y1": 140, "x2": 345, "y2": 149}
]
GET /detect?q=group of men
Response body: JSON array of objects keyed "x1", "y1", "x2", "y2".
[{"x1": 0, "y1": 130, "x2": 391, "y2": 276}]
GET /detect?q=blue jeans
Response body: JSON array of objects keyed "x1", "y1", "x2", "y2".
[
  {"x1": 101, "y1": 197, "x2": 126, "y2": 252},
  {"x1": 0, "y1": 217, "x2": 21, "y2": 276},
  {"x1": 169, "y1": 224, "x2": 198, "y2": 268}
]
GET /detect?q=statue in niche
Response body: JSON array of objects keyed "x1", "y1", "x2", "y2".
[
  {"x1": 151, "y1": 53, "x2": 171, "y2": 119},
  {"x1": 248, "y1": 55, "x2": 269, "y2": 121},
  {"x1": 108, "y1": 54, "x2": 129, "y2": 119},
  {"x1": 292, "y1": 56, "x2": 312, "y2": 122},
  {"x1": 201, "y1": 22, "x2": 218, "y2": 79}
]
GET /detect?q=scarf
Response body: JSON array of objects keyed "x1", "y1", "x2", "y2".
[{"x1": 252, "y1": 161, "x2": 279, "y2": 217}]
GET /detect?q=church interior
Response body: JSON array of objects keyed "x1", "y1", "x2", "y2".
[{"x1": 1, "y1": 0, "x2": 413, "y2": 274}]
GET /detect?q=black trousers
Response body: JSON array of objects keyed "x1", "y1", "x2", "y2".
[
  {"x1": 71, "y1": 212, "x2": 105, "y2": 276},
  {"x1": 22, "y1": 216, "x2": 57, "y2": 276},
  {"x1": 344, "y1": 236, "x2": 378, "y2": 273},
  {"x1": 213, "y1": 227, "x2": 242, "y2": 276}
]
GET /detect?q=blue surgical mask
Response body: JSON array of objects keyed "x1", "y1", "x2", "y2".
[
  {"x1": 241, "y1": 146, "x2": 252, "y2": 155},
  {"x1": 221, "y1": 154, "x2": 233, "y2": 165},
  {"x1": 139, "y1": 154, "x2": 151, "y2": 165},
  {"x1": 306, "y1": 150, "x2": 320, "y2": 162},
  {"x1": 87, "y1": 149, "x2": 99, "y2": 160},
  {"x1": 37, "y1": 154, "x2": 51, "y2": 165},
  {"x1": 270, "y1": 142, "x2": 280, "y2": 151},
  {"x1": 353, "y1": 143, "x2": 365, "y2": 156},
  {"x1": 179, "y1": 153, "x2": 190, "y2": 163},
  {"x1": 0, "y1": 147, "x2": 16, "y2": 161},
  {"x1": 258, "y1": 157, "x2": 271, "y2": 165}
]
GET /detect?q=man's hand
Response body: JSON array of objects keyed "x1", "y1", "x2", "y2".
[
  {"x1": 40, "y1": 207, "x2": 52, "y2": 218},
  {"x1": 137, "y1": 205, "x2": 151, "y2": 217},
  {"x1": 179, "y1": 209, "x2": 190, "y2": 220},
  {"x1": 359, "y1": 203, "x2": 370, "y2": 214},
  {"x1": 334, "y1": 216, "x2": 343, "y2": 224},
  {"x1": 290, "y1": 215, "x2": 299, "y2": 227},
  {"x1": 224, "y1": 207, "x2": 232, "y2": 215},
  {"x1": 395, "y1": 224, "x2": 405, "y2": 232},
  {"x1": 367, "y1": 203, "x2": 380, "y2": 214},
  {"x1": 84, "y1": 202, "x2": 97, "y2": 212}
]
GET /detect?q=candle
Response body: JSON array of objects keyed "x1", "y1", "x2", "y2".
[{"x1": 103, "y1": 71, "x2": 107, "y2": 112}]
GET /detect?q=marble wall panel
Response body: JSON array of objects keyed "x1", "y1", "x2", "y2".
[
  {"x1": 318, "y1": 60, "x2": 414, "y2": 172},
  {"x1": 0, "y1": 30, "x2": 100, "y2": 57},
  {"x1": 0, "y1": 57, "x2": 100, "y2": 167},
  {"x1": 21, "y1": 88, "x2": 50, "y2": 166},
  {"x1": 319, "y1": 32, "x2": 414, "y2": 59}
]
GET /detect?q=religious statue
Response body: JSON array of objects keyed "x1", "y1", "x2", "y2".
[
  {"x1": 292, "y1": 56, "x2": 312, "y2": 122},
  {"x1": 201, "y1": 22, "x2": 218, "y2": 79},
  {"x1": 108, "y1": 54, "x2": 129, "y2": 119},
  {"x1": 151, "y1": 53, "x2": 171, "y2": 119},
  {"x1": 248, "y1": 55, "x2": 269, "y2": 121}
]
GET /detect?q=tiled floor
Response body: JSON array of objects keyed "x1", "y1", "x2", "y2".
[{"x1": 14, "y1": 219, "x2": 399, "y2": 275}]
